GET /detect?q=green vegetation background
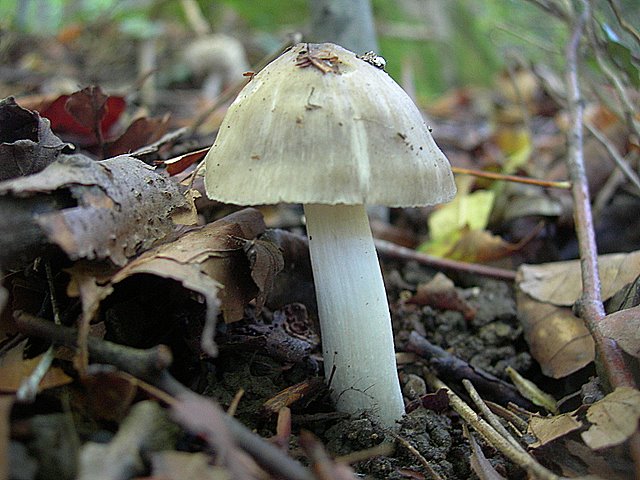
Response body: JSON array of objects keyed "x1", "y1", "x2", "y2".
[{"x1": 1, "y1": 0, "x2": 638, "y2": 100}]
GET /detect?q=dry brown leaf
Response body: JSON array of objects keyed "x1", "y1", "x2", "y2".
[
  {"x1": 105, "y1": 114, "x2": 171, "y2": 158},
  {"x1": 0, "y1": 154, "x2": 187, "y2": 266},
  {"x1": 465, "y1": 425, "x2": 506, "y2": 480},
  {"x1": 515, "y1": 292, "x2": 594, "y2": 378},
  {"x1": 581, "y1": 387, "x2": 640, "y2": 450},
  {"x1": 528, "y1": 412, "x2": 582, "y2": 448},
  {"x1": 408, "y1": 272, "x2": 476, "y2": 320},
  {"x1": 234, "y1": 237, "x2": 285, "y2": 312},
  {"x1": 445, "y1": 227, "x2": 525, "y2": 264},
  {"x1": 0, "y1": 354, "x2": 72, "y2": 393},
  {"x1": 519, "y1": 251, "x2": 640, "y2": 306},
  {"x1": 598, "y1": 306, "x2": 640, "y2": 358},
  {"x1": 109, "y1": 208, "x2": 268, "y2": 356},
  {"x1": 515, "y1": 251, "x2": 640, "y2": 378},
  {"x1": 0, "y1": 97, "x2": 67, "y2": 181}
]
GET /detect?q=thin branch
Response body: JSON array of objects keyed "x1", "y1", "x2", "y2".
[
  {"x1": 452, "y1": 166, "x2": 571, "y2": 189},
  {"x1": 388, "y1": 430, "x2": 443, "y2": 480},
  {"x1": 16, "y1": 262, "x2": 61, "y2": 402},
  {"x1": 584, "y1": 121, "x2": 640, "y2": 194},
  {"x1": 425, "y1": 372, "x2": 562, "y2": 480},
  {"x1": 585, "y1": 16, "x2": 640, "y2": 138},
  {"x1": 11, "y1": 311, "x2": 315, "y2": 480},
  {"x1": 564, "y1": 0, "x2": 635, "y2": 391},
  {"x1": 462, "y1": 379, "x2": 525, "y2": 452},
  {"x1": 375, "y1": 239, "x2": 517, "y2": 282}
]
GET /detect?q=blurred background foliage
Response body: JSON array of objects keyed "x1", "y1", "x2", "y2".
[{"x1": 0, "y1": 0, "x2": 637, "y2": 102}]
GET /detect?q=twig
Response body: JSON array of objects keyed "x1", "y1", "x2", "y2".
[
  {"x1": 564, "y1": 0, "x2": 635, "y2": 391},
  {"x1": 405, "y1": 331, "x2": 536, "y2": 411},
  {"x1": 585, "y1": 16, "x2": 640, "y2": 138},
  {"x1": 11, "y1": 311, "x2": 315, "y2": 480},
  {"x1": 584, "y1": 121, "x2": 640, "y2": 194},
  {"x1": 389, "y1": 430, "x2": 443, "y2": 480},
  {"x1": 565, "y1": 3, "x2": 640, "y2": 476},
  {"x1": 16, "y1": 262, "x2": 61, "y2": 402},
  {"x1": 425, "y1": 372, "x2": 562, "y2": 480},
  {"x1": 452, "y1": 166, "x2": 571, "y2": 189},
  {"x1": 375, "y1": 239, "x2": 517, "y2": 281},
  {"x1": 462, "y1": 379, "x2": 524, "y2": 452}
]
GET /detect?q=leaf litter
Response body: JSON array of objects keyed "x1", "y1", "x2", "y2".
[{"x1": 1, "y1": 16, "x2": 639, "y2": 480}]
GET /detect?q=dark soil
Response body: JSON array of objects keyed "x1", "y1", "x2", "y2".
[{"x1": 206, "y1": 259, "x2": 539, "y2": 479}]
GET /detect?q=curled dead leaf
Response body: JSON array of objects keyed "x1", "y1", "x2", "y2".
[
  {"x1": 0, "y1": 97, "x2": 68, "y2": 181},
  {"x1": 0, "y1": 154, "x2": 188, "y2": 267}
]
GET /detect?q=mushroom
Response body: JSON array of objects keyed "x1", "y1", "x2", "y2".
[{"x1": 204, "y1": 43, "x2": 456, "y2": 428}]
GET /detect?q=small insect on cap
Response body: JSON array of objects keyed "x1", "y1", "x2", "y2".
[{"x1": 204, "y1": 42, "x2": 456, "y2": 207}]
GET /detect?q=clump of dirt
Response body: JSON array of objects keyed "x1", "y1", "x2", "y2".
[{"x1": 393, "y1": 262, "x2": 532, "y2": 380}]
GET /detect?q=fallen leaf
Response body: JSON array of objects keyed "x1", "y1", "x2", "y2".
[
  {"x1": 443, "y1": 227, "x2": 524, "y2": 264},
  {"x1": 528, "y1": 412, "x2": 582, "y2": 449},
  {"x1": 0, "y1": 154, "x2": 188, "y2": 267},
  {"x1": 105, "y1": 114, "x2": 171, "y2": 158},
  {"x1": 407, "y1": 272, "x2": 476, "y2": 321},
  {"x1": 64, "y1": 86, "x2": 109, "y2": 136},
  {"x1": 39, "y1": 88, "x2": 126, "y2": 147},
  {"x1": 516, "y1": 291, "x2": 594, "y2": 378},
  {"x1": 599, "y1": 306, "x2": 640, "y2": 358},
  {"x1": 108, "y1": 208, "x2": 268, "y2": 356},
  {"x1": 465, "y1": 424, "x2": 506, "y2": 480},
  {"x1": 163, "y1": 147, "x2": 209, "y2": 176},
  {"x1": 421, "y1": 176, "x2": 495, "y2": 258},
  {"x1": 234, "y1": 236, "x2": 285, "y2": 312},
  {"x1": 581, "y1": 387, "x2": 640, "y2": 450},
  {"x1": 519, "y1": 251, "x2": 640, "y2": 306},
  {"x1": 516, "y1": 252, "x2": 640, "y2": 378},
  {"x1": 0, "y1": 97, "x2": 67, "y2": 181},
  {"x1": 0, "y1": 353, "x2": 72, "y2": 393},
  {"x1": 428, "y1": 177, "x2": 494, "y2": 238}
]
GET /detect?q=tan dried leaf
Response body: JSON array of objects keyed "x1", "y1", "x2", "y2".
[
  {"x1": 518, "y1": 251, "x2": 640, "y2": 306},
  {"x1": 599, "y1": 306, "x2": 640, "y2": 358},
  {"x1": 515, "y1": 251, "x2": 640, "y2": 378},
  {"x1": 528, "y1": 412, "x2": 582, "y2": 449},
  {"x1": 515, "y1": 291, "x2": 594, "y2": 378},
  {"x1": 581, "y1": 387, "x2": 640, "y2": 450}
]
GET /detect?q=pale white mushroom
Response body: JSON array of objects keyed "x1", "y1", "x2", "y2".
[{"x1": 204, "y1": 43, "x2": 455, "y2": 428}]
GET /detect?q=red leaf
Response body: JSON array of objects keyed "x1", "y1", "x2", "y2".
[{"x1": 39, "y1": 88, "x2": 125, "y2": 146}]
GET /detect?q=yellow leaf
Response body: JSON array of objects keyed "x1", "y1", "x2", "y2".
[{"x1": 426, "y1": 176, "x2": 495, "y2": 244}]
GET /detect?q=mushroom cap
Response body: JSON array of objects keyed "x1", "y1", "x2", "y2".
[{"x1": 204, "y1": 43, "x2": 456, "y2": 207}]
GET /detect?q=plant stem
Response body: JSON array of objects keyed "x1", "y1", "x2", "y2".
[
  {"x1": 564, "y1": 0, "x2": 635, "y2": 391},
  {"x1": 451, "y1": 166, "x2": 571, "y2": 189},
  {"x1": 304, "y1": 203, "x2": 404, "y2": 428}
]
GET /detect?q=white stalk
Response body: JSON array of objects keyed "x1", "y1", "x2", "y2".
[{"x1": 304, "y1": 203, "x2": 404, "y2": 428}]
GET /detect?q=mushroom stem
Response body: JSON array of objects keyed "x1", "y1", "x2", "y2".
[{"x1": 304, "y1": 203, "x2": 405, "y2": 428}]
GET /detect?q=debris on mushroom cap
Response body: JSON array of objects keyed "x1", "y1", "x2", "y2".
[{"x1": 204, "y1": 42, "x2": 456, "y2": 207}]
